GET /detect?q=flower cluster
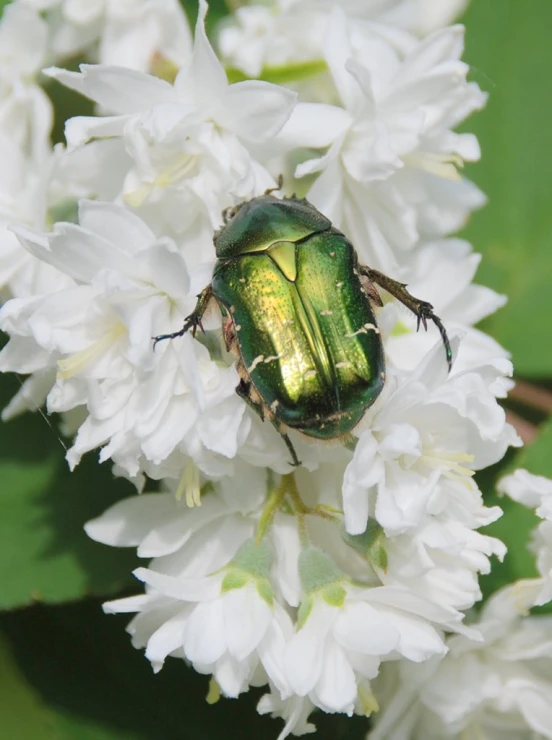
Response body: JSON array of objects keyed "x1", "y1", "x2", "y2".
[
  {"x1": 369, "y1": 470, "x2": 552, "y2": 739},
  {"x1": 0, "y1": 0, "x2": 548, "y2": 737}
]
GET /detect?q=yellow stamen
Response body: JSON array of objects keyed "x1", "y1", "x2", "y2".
[
  {"x1": 155, "y1": 153, "x2": 196, "y2": 188},
  {"x1": 403, "y1": 150, "x2": 465, "y2": 182},
  {"x1": 461, "y1": 721, "x2": 488, "y2": 740},
  {"x1": 178, "y1": 459, "x2": 201, "y2": 508},
  {"x1": 124, "y1": 182, "x2": 154, "y2": 208},
  {"x1": 124, "y1": 154, "x2": 197, "y2": 207},
  {"x1": 206, "y1": 676, "x2": 221, "y2": 705},
  {"x1": 358, "y1": 684, "x2": 379, "y2": 717},
  {"x1": 149, "y1": 53, "x2": 180, "y2": 84},
  {"x1": 57, "y1": 324, "x2": 126, "y2": 380},
  {"x1": 422, "y1": 450, "x2": 476, "y2": 488}
]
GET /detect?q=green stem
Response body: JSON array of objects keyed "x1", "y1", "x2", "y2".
[
  {"x1": 256, "y1": 475, "x2": 288, "y2": 543},
  {"x1": 256, "y1": 472, "x2": 341, "y2": 545}
]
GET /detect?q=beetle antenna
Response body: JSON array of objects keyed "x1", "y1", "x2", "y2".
[{"x1": 264, "y1": 174, "x2": 284, "y2": 196}]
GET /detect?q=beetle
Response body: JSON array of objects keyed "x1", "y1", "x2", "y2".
[{"x1": 154, "y1": 186, "x2": 451, "y2": 467}]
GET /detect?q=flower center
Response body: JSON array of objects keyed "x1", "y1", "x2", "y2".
[
  {"x1": 124, "y1": 153, "x2": 198, "y2": 207},
  {"x1": 422, "y1": 448, "x2": 476, "y2": 485},
  {"x1": 57, "y1": 323, "x2": 126, "y2": 379},
  {"x1": 175, "y1": 459, "x2": 202, "y2": 507},
  {"x1": 403, "y1": 150, "x2": 465, "y2": 181}
]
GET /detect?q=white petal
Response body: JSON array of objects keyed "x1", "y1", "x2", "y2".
[
  {"x1": 342, "y1": 432, "x2": 384, "y2": 535},
  {"x1": 387, "y1": 611, "x2": 447, "y2": 661},
  {"x1": 312, "y1": 641, "x2": 357, "y2": 714},
  {"x1": 183, "y1": 601, "x2": 226, "y2": 664},
  {"x1": 223, "y1": 585, "x2": 272, "y2": 660},
  {"x1": 45, "y1": 65, "x2": 174, "y2": 114},
  {"x1": 276, "y1": 103, "x2": 351, "y2": 151},
  {"x1": 64, "y1": 115, "x2": 127, "y2": 150},
  {"x1": 213, "y1": 652, "x2": 254, "y2": 698},
  {"x1": 334, "y1": 602, "x2": 399, "y2": 656},
  {"x1": 215, "y1": 81, "x2": 296, "y2": 142},
  {"x1": 324, "y1": 8, "x2": 359, "y2": 112},
  {"x1": 187, "y1": 0, "x2": 228, "y2": 108},
  {"x1": 84, "y1": 493, "x2": 177, "y2": 547},
  {"x1": 77, "y1": 201, "x2": 155, "y2": 254},
  {"x1": 498, "y1": 470, "x2": 552, "y2": 515},
  {"x1": 134, "y1": 568, "x2": 221, "y2": 602},
  {"x1": 257, "y1": 604, "x2": 293, "y2": 695},
  {"x1": 285, "y1": 602, "x2": 337, "y2": 695},
  {"x1": 145, "y1": 610, "x2": 189, "y2": 672}
]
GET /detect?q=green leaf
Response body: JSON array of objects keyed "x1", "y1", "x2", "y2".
[
  {"x1": 181, "y1": 0, "x2": 230, "y2": 31},
  {"x1": 226, "y1": 59, "x2": 328, "y2": 85},
  {"x1": 461, "y1": 0, "x2": 552, "y2": 376},
  {"x1": 0, "y1": 0, "x2": 13, "y2": 16},
  {"x1": 511, "y1": 418, "x2": 552, "y2": 477},
  {"x1": 0, "y1": 628, "x2": 141, "y2": 739},
  {"x1": 0, "y1": 633, "x2": 58, "y2": 738},
  {"x1": 0, "y1": 374, "x2": 137, "y2": 610}
]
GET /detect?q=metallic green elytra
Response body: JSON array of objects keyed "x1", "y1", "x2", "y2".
[{"x1": 155, "y1": 189, "x2": 452, "y2": 467}]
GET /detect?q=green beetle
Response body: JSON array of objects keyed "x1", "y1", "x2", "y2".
[{"x1": 155, "y1": 188, "x2": 451, "y2": 466}]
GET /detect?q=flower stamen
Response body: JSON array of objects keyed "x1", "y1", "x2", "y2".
[
  {"x1": 403, "y1": 150, "x2": 464, "y2": 181},
  {"x1": 422, "y1": 449, "x2": 476, "y2": 487},
  {"x1": 175, "y1": 459, "x2": 202, "y2": 507},
  {"x1": 57, "y1": 324, "x2": 126, "y2": 379}
]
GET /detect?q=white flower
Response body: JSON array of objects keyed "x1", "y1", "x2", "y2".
[
  {"x1": 91, "y1": 503, "x2": 293, "y2": 700},
  {"x1": 283, "y1": 545, "x2": 464, "y2": 717},
  {"x1": 382, "y1": 489, "x2": 505, "y2": 613},
  {"x1": 0, "y1": 200, "x2": 249, "y2": 480},
  {"x1": 45, "y1": 0, "x2": 297, "y2": 249},
  {"x1": 370, "y1": 584, "x2": 552, "y2": 739},
  {"x1": 280, "y1": 17, "x2": 485, "y2": 273},
  {"x1": 499, "y1": 469, "x2": 552, "y2": 607},
  {"x1": 21, "y1": 0, "x2": 192, "y2": 72},
  {"x1": 0, "y1": 138, "x2": 68, "y2": 299},
  {"x1": 218, "y1": 0, "x2": 470, "y2": 78},
  {"x1": 0, "y1": 133, "x2": 128, "y2": 301},
  {"x1": 257, "y1": 691, "x2": 316, "y2": 740},
  {"x1": 409, "y1": 0, "x2": 470, "y2": 36},
  {"x1": 343, "y1": 338, "x2": 520, "y2": 536},
  {"x1": 87, "y1": 480, "x2": 491, "y2": 728},
  {"x1": 0, "y1": 3, "x2": 52, "y2": 161}
]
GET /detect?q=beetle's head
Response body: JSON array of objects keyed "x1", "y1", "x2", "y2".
[
  {"x1": 221, "y1": 200, "x2": 249, "y2": 225},
  {"x1": 214, "y1": 194, "x2": 331, "y2": 260}
]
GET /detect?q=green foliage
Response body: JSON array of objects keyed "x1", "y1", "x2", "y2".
[
  {"x1": 461, "y1": 0, "x2": 552, "y2": 377},
  {"x1": 0, "y1": 378, "x2": 137, "y2": 610},
  {"x1": 226, "y1": 59, "x2": 328, "y2": 85},
  {"x1": 181, "y1": 0, "x2": 230, "y2": 31},
  {"x1": 513, "y1": 419, "x2": 552, "y2": 477},
  {"x1": 0, "y1": 634, "x2": 58, "y2": 738}
]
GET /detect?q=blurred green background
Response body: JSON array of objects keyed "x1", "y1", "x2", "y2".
[{"x1": 0, "y1": 0, "x2": 551, "y2": 738}]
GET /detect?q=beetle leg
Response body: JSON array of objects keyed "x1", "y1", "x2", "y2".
[
  {"x1": 360, "y1": 266, "x2": 452, "y2": 371},
  {"x1": 153, "y1": 285, "x2": 213, "y2": 349},
  {"x1": 280, "y1": 432, "x2": 302, "y2": 468},
  {"x1": 236, "y1": 378, "x2": 265, "y2": 421},
  {"x1": 361, "y1": 277, "x2": 383, "y2": 307}
]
